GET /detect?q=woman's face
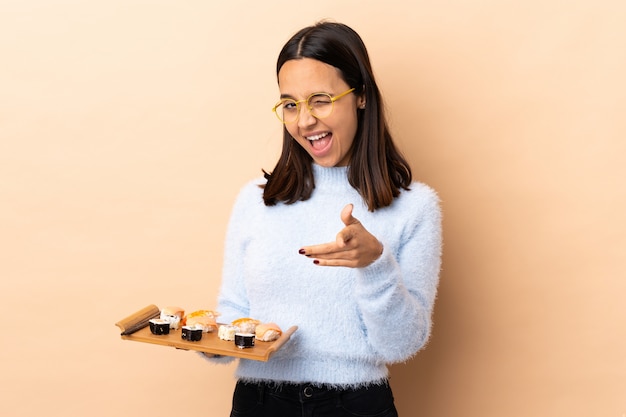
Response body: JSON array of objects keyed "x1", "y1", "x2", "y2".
[{"x1": 277, "y1": 58, "x2": 365, "y2": 167}]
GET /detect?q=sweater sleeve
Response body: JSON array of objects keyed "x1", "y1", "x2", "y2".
[
  {"x1": 201, "y1": 181, "x2": 265, "y2": 366},
  {"x1": 216, "y1": 181, "x2": 263, "y2": 323},
  {"x1": 355, "y1": 185, "x2": 442, "y2": 363}
]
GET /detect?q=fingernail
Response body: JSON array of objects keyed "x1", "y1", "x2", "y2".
[
  {"x1": 298, "y1": 249, "x2": 306, "y2": 255},
  {"x1": 313, "y1": 260, "x2": 319, "y2": 265}
]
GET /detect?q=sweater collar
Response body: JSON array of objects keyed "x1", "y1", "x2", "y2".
[{"x1": 312, "y1": 163, "x2": 349, "y2": 186}]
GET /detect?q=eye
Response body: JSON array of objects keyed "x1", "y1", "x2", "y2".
[
  {"x1": 309, "y1": 94, "x2": 332, "y2": 107},
  {"x1": 282, "y1": 100, "x2": 298, "y2": 111}
]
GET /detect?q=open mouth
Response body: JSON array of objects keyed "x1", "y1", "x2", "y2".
[
  {"x1": 306, "y1": 132, "x2": 331, "y2": 150},
  {"x1": 306, "y1": 132, "x2": 330, "y2": 141}
]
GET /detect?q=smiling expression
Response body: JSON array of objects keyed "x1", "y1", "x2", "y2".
[{"x1": 277, "y1": 58, "x2": 365, "y2": 167}]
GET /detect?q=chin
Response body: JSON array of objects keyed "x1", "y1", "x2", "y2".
[
  {"x1": 314, "y1": 160, "x2": 335, "y2": 167},
  {"x1": 312, "y1": 157, "x2": 341, "y2": 167}
]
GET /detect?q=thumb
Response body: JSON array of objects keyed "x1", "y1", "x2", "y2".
[
  {"x1": 337, "y1": 204, "x2": 357, "y2": 248},
  {"x1": 340, "y1": 204, "x2": 360, "y2": 227}
]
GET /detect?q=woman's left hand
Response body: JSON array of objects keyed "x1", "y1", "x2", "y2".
[{"x1": 299, "y1": 204, "x2": 383, "y2": 268}]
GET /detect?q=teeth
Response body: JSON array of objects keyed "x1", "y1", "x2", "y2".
[{"x1": 306, "y1": 132, "x2": 329, "y2": 141}]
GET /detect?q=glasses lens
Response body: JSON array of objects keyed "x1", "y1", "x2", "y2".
[
  {"x1": 307, "y1": 94, "x2": 333, "y2": 119},
  {"x1": 275, "y1": 99, "x2": 298, "y2": 123}
]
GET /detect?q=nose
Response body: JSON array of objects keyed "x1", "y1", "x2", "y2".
[{"x1": 297, "y1": 104, "x2": 317, "y2": 128}]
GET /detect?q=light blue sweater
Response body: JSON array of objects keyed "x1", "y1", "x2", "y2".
[{"x1": 213, "y1": 164, "x2": 442, "y2": 388}]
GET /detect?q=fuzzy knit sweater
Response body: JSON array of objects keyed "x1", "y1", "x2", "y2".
[{"x1": 211, "y1": 164, "x2": 442, "y2": 388}]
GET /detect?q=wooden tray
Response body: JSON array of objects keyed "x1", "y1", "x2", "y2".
[{"x1": 116, "y1": 305, "x2": 297, "y2": 362}]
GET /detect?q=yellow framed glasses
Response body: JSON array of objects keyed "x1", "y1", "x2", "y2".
[{"x1": 272, "y1": 88, "x2": 355, "y2": 124}]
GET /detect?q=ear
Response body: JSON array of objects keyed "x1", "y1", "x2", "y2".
[{"x1": 357, "y1": 94, "x2": 366, "y2": 109}]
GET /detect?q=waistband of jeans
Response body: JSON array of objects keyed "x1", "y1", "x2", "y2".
[{"x1": 239, "y1": 378, "x2": 390, "y2": 400}]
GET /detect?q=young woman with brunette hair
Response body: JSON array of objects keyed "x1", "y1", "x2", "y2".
[
  {"x1": 208, "y1": 21, "x2": 442, "y2": 417},
  {"x1": 263, "y1": 22, "x2": 411, "y2": 212}
]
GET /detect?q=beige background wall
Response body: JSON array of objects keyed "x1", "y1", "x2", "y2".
[{"x1": 1, "y1": 1, "x2": 624, "y2": 416}]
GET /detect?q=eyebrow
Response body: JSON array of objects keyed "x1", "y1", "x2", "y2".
[{"x1": 279, "y1": 91, "x2": 331, "y2": 100}]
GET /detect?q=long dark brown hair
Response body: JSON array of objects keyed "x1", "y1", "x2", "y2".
[{"x1": 262, "y1": 21, "x2": 412, "y2": 211}]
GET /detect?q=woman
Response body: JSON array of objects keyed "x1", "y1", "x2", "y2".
[{"x1": 210, "y1": 21, "x2": 442, "y2": 417}]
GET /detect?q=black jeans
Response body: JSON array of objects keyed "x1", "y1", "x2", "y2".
[{"x1": 230, "y1": 380, "x2": 399, "y2": 417}]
